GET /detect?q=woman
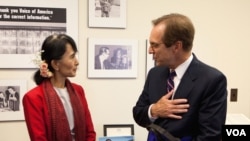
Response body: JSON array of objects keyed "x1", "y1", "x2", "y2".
[
  {"x1": 23, "y1": 34, "x2": 96, "y2": 141},
  {"x1": 110, "y1": 48, "x2": 122, "y2": 69}
]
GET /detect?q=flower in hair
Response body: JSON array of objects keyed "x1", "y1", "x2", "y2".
[
  {"x1": 32, "y1": 50, "x2": 44, "y2": 66},
  {"x1": 39, "y1": 61, "x2": 53, "y2": 78},
  {"x1": 32, "y1": 50, "x2": 53, "y2": 78}
]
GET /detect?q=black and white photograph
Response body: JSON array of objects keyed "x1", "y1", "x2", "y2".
[
  {"x1": 94, "y1": 45, "x2": 132, "y2": 70},
  {"x1": 0, "y1": 0, "x2": 78, "y2": 68},
  {"x1": 104, "y1": 124, "x2": 134, "y2": 137},
  {"x1": 0, "y1": 85, "x2": 20, "y2": 112},
  {"x1": 99, "y1": 135, "x2": 134, "y2": 141},
  {"x1": 89, "y1": 0, "x2": 126, "y2": 28},
  {"x1": 0, "y1": 6, "x2": 66, "y2": 55},
  {"x1": 88, "y1": 38, "x2": 138, "y2": 78},
  {"x1": 0, "y1": 80, "x2": 26, "y2": 121},
  {"x1": 95, "y1": 0, "x2": 121, "y2": 18}
]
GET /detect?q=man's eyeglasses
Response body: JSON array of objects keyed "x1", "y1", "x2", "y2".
[{"x1": 149, "y1": 42, "x2": 165, "y2": 48}]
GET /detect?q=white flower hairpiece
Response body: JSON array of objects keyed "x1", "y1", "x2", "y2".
[
  {"x1": 32, "y1": 50, "x2": 53, "y2": 78},
  {"x1": 32, "y1": 50, "x2": 44, "y2": 67}
]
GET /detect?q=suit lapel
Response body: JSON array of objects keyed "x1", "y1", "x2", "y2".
[{"x1": 174, "y1": 55, "x2": 200, "y2": 99}]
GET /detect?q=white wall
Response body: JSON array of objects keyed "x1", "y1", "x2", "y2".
[{"x1": 1, "y1": 0, "x2": 250, "y2": 140}]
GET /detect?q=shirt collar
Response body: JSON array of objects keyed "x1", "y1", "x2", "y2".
[{"x1": 174, "y1": 54, "x2": 193, "y2": 79}]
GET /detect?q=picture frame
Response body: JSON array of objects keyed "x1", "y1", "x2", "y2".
[
  {"x1": 88, "y1": 0, "x2": 126, "y2": 28},
  {"x1": 103, "y1": 124, "x2": 134, "y2": 136},
  {"x1": 0, "y1": 0, "x2": 78, "y2": 68},
  {"x1": 88, "y1": 38, "x2": 138, "y2": 78},
  {"x1": 99, "y1": 135, "x2": 134, "y2": 141},
  {"x1": 0, "y1": 79, "x2": 27, "y2": 121},
  {"x1": 146, "y1": 40, "x2": 155, "y2": 76}
]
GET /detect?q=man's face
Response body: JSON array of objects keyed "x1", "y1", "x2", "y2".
[
  {"x1": 104, "y1": 49, "x2": 110, "y2": 59},
  {"x1": 149, "y1": 23, "x2": 175, "y2": 67}
]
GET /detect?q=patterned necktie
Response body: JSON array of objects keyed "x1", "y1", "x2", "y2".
[{"x1": 167, "y1": 70, "x2": 176, "y2": 92}]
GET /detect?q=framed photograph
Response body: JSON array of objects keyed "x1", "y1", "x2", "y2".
[
  {"x1": 0, "y1": 0, "x2": 78, "y2": 68},
  {"x1": 146, "y1": 40, "x2": 155, "y2": 76},
  {"x1": 0, "y1": 80, "x2": 27, "y2": 121},
  {"x1": 104, "y1": 124, "x2": 134, "y2": 136},
  {"x1": 88, "y1": 0, "x2": 126, "y2": 28},
  {"x1": 88, "y1": 38, "x2": 138, "y2": 78},
  {"x1": 99, "y1": 135, "x2": 134, "y2": 141}
]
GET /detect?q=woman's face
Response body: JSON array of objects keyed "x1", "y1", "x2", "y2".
[{"x1": 54, "y1": 43, "x2": 79, "y2": 78}]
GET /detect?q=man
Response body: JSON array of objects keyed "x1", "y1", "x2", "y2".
[
  {"x1": 95, "y1": 46, "x2": 112, "y2": 69},
  {"x1": 99, "y1": 0, "x2": 111, "y2": 17},
  {"x1": 132, "y1": 13, "x2": 227, "y2": 141}
]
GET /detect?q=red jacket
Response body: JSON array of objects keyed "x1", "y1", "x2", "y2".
[{"x1": 23, "y1": 82, "x2": 96, "y2": 141}]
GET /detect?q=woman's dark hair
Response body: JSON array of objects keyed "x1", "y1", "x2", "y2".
[{"x1": 34, "y1": 34, "x2": 78, "y2": 85}]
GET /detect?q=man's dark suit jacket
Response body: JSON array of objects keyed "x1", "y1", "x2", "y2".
[
  {"x1": 94, "y1": 55, "x2": 112, "y2": 69},
  {"x1": 133, "y1": 54, "x2": 227, "y2": 141}
]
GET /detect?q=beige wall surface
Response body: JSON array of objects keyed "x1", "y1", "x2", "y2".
[{"x1": 1, "y1": 0, "x2": 250, "y2": 140}]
